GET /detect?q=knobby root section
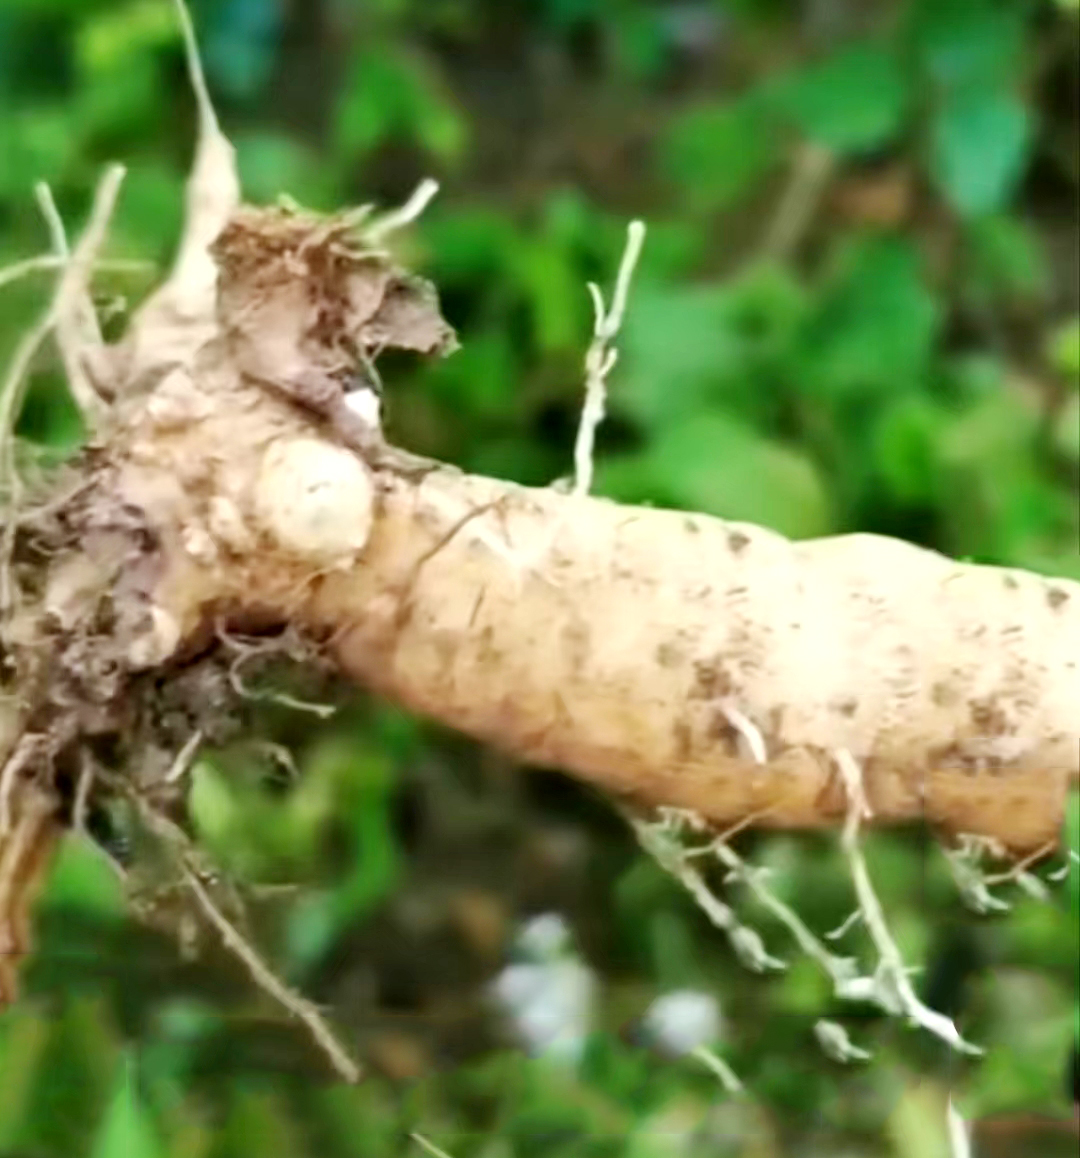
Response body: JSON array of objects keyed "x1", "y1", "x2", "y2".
[{"x1": 0, "y1": 0, "x2": 1077, "y2": 1081}]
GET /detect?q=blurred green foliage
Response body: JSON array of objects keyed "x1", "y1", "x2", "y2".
[{"x1": 1, "y1": 0, "x2": 1078, "y2": 1155}]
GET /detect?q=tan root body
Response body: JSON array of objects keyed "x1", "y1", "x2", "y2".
[
  {"x1": 0, "y1": 0, "x2": 1077, "y2": 1071},
  {"x1": 108, "y1": 369, "x2": 1076, "y2": 852},
  {"x1": 3, "y1": 193, "x2": 1077, "y2": 859}
]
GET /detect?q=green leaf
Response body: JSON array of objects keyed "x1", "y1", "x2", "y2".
[
  {"x1": 17, "y1": 999, "x2": 119, "y2": 1158},
  {"x1": 335, "y1": 48, "x2": 466, "y2": 163},
  {"x1": 931, "y1": 88, "x2": 1031, "y2": 216},
  {"x1": 335, "y1": 49, "x2": 399, "y2": 158},
  {"x1": 195, "y1": 0, "x2": 285, "y2": 100},
  {"x1": 212, "y1": 1087, "x2": 303, "y2": 1158},
  {"x1": 964, "y1": 971, "x2": 1074, "y2": 1117},
  {"x1": 1053, "y1": 395, "x2": 1079, "y2": 462},
  {"x1": 914, "y1": 0, "x2": 1024, "y2": 90},
  {"x1": 802, "y1": 236, "x2": 940, "y2": 403},
  {"x1": 76, "y1": 0, "x2": 176, "y2": 73},
  {"x1": 1048, "y1": 318, "x2": 1080, "y2": 382},
  {"x1": 631, "y1": 219, "x2": 706, "y2": 280},
  {"x1": 1018, "y1": 551, "x2": 1080, "y2": 582},
  {"x1": 0, "y1": 108, "x2": 76, "y2": 198},
  {"x1": 112, "y1": 159, "x2": 185, "y2": 260},
  {"x1": 873, "y1": 395, "x2": 947, "y2": 503},
  {"x1": 91, "y1": 1057, "x2": 163, "y2": 1158},
  {"x1": 777, "y1": 41, "x2": 908, "y2": 154},
  {"x1": 0, "y1": 1006, "x2": 51, "y2": 1151},
  {"x1": 42, "y1": 833, "x2": 126, "y2": 918},
  {"x1": 612, "y1": 7, "x2": 667, "y2": 80},
  {"x1": 15, "y1": 370, "x2": 86, "y2": 450},
  {"x1": 966, "y1": 214, "x2": 1048, "y2": 302},
  {"x1": 284, "y1": 737, "x2": 401, "y2": 972},
  {"x1": 620, "y1": 267, "x2": 805, "y2": 427},
  {"x1": 400, "y1": 72, "x2": 467, "y2": 163},
  {"x1": 511, "y1": 237, "x2": 585, "y2": 353},
  {"x1": 188, "y1": 759, "x2": 242, "y2": 855},
  {"x1": 72, "y1": 0, "x2": 175, "y2": 137},
  {"x1": 608, "y1": 413, "x2": 833, "y2": 539},
  {"x1": 74, "y1": 54, "x2": 161, "y2": 138},
  {"x1": 424, "y1": 330, "x2": 518, "y2": 419},
  {"x1": 235, "y1": 132, "x2": 339, "y2": 210},
  {"x1": 424, "y1": 208, "x2": 521, "y2": 284},
  {"x1": 938, "y1": 387, "x2": 1068, "y2": 561},
  {"x1": 546, "y1": 0, "x2": 606, "y2": 27},
  {"x1": 618, "y1": 283, "x2": 736, "y2": 425},
  {"x1": 285, "y1": 889, "x2": 341, "y2": 974},
  {"x1": 664, "y1": 98, "x2": 778, "y2": 211}
]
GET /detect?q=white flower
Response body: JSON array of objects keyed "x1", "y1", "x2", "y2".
[
  {"x1": 489, "y1": 913, "x2": 594, "y2": 1067},
  {"x1": 642, "y1": 989, "x2": 721, "y2": 1057},
  {"x1": 514, "y1": 912, "x2": 573, "y2": 961}
]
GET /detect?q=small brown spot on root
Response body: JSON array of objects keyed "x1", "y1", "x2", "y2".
[
  {"x1": 672, "y1": 718, "x2": 694, "y2": 762},
  {"x1": 691, "y1": 657, "x2": 733, "y2": 700},
  {"x1": 931, "y1": 681, "x2": 960, "y2": 708},
  {"x1": 560, "y1": 618, "x2": 591, "y2": 675},
  {"x1": 655, "y1": 639, "x2": 683, "y2": 669},
  {"x1": 969, "y1": 697, "x2": 1010, "y2": 736},
  {"x1": 1046, "y1": 586, "x2": 1069, "y2": 611},
  {"x1": 727, "y1": 530, "x2": 750, "y2": 554}
]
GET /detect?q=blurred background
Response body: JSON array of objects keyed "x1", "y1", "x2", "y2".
[{"x1": 1, "y1": 0, "x2": 1078, "y2": 1154}]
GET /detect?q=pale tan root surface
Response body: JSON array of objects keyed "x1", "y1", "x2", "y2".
[
  {"x1": 112, "y1": 373, "x2": 1078, "y2": 854},
  {"x1": 302, "y1": 469, "x2": 1078, "y2": 853}
]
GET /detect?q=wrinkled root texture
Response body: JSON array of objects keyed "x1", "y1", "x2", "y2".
[
  {"x1": 2, "y1": 203, "x2": 1079, "y2": 1006},
  {"x1": 4, "y1": 377, "x2": 1078, "y2": 859}
]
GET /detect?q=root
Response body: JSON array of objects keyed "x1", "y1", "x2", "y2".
[
  {"x1": 502, "y1": 220, "x2": 648, "y2": 577},
  {"x1": 410, "y1": 1134, "x2": 455, "y2": 1158},
  {"x1": 182, "y1": 864, "x2": 361, "y2": 1083},
  {"x1": 366, "y1": 178, "x2": 440, "y2": 245},
  {"x1": 0, "y1": 0, "x2": 1073, "y2": 1087},
  {"x1": 49, "y1": 165, "x2": 126, "y2": 420},
  {"x1": 134, "y1": 793, "x2": 361, "y2": 1083},
  {"x1": 630, "y1": 811, "x2": 785, "y2": 974},
  {"x1": 633, "y1": 703, "x2": 991, "y2": 1057},
  {"x1": 0, "y1": 735, "x2": 42, "y2": 839},
  {"x1": 0, "y1": 781, "x2": 59, "y2": 1005},
  {"x1": 945, "y1": 833, "x2": 1057, "y2": 913},
  {"x1": 814, "y1": 1019, "x2": 871, "y2": 1064},
  {"x1": 833, "y1": 749, "x2": 982, "y2": 1055},
  {"x1": 1, "y1": 166, "x2": 127, "y2": 612},
  {"x1": 219, "y1": 630, "x2": 337, "y2": 719},
  {"x1": 710, "y1": 827, "x2": 860, "y2": 991},
  {"x1": 72, "y1": 751, "x2": 95, "y2": 837},
  {"x1": 572, "y1": 219, "x2": 645, "y2": 498},
  {"x1": 0, "y1": 254, "x2": 148, "y2": 293},
  {"x1": 947, "y1": 1099, "x2": 972, "y2": 1158},
  {"x1": 164, "y1": 729, "x2": 204, "y2": 786},
  {"x1": 691, "y1": 1045, "x2": 744, "y2": 1093}
]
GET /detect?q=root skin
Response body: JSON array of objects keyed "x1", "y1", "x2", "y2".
[
  {"x1": 98, "y1": 356, "x2": 1079, "y2": 853},
  {"x1": 2, "y1": 205, "x2": 1076, "y2": 927},
  {"x1": 305, "y1": 470, "x2": 1077, "y2": 852}
]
